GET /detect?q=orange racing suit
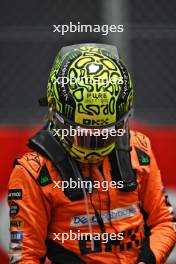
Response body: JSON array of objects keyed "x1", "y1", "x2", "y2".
[{"x1": 8, "y1": 131, "x2": 176, "y2": 264}]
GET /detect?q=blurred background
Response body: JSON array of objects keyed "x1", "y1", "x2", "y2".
[{"x1": 0, "y1": 0, "x2": 175, "y2": 263}]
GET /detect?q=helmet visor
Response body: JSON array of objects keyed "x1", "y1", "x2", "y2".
[
  {"x1": 72, "y1": 125, "x2": 122, "y2": 149},
  {"x1": 51, "y1": 111, "x2": 131, "y2": 150}
]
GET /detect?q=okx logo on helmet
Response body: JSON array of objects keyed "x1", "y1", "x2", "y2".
[{"x1": 46, "y1": 43, "x2": 133, "y2": 163}]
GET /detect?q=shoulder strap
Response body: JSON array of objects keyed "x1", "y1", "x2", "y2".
[
  {"x1": 28, "y1": 125, "x2": 84, "y2": 201},
  {"x1": 109, "y1": 126, "x2": 137, "y2": 192}
]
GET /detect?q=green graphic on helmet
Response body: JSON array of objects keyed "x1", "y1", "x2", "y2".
[{"x1": 47, "y1": 44, "x2": 133, "y2": 163}]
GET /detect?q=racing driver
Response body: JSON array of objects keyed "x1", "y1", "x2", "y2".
[{"x1": 8, "y1": 43, "x2": 176, "y2": 264}]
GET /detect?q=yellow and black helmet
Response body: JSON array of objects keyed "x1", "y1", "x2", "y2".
[{"x1": 47, "y1": 43, "x2": 133, "y2": 163}]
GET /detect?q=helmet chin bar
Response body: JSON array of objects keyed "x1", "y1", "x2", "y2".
[
  {"x1": 63, "y1": 141, "x2": 116, "y2": 164},
  {"x1": 71, "y1": 149, "x2": 104, "y2": 164}
]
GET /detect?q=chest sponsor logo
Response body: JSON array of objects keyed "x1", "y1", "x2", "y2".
[
  {"x1": 10, "y1": 202, "x2": 20, "y2": 217},
  {"x1": 71, "y1": 204, "x2": 138, "y2": 227},
  {"x1": 8, "y1": 189, "x2": 22, "y2": 200}
]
